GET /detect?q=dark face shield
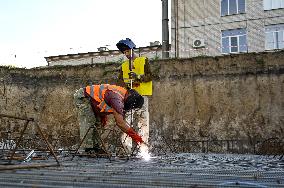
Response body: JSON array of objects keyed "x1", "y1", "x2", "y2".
[
  {"x1": 116, "y1": 38, "x2": 136, "y2": 53},
  {"x1": 124, "y1": 89, "x2": 144, "y2": 111},
  {"x1": 116, "y1": 43, "x2": 130, "y2": 53}
]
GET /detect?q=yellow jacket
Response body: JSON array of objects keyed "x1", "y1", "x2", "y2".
[{"x1": 122, "y1": 57, "x2": 152, "y2": 96}]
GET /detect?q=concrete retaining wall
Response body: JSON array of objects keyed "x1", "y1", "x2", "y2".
[{"x1": 0, "y1": 51, "x2": 283, "y2": 153}]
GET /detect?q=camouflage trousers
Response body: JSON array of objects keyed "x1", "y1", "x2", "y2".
[
  {"x1": 73, "y1": 88, "x2": 101, "y2": 149},
  {"x1": 121, "y1": 96, "x2": 149, "y2": 152}
]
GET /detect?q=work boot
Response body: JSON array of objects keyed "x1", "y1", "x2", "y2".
[{"x1": 85, "y1": 145, "x2": 106, "y2": 155}]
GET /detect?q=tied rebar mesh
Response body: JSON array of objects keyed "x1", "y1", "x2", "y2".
[
  {"x1": 153, "y1": 136, "x2": 284, "y2": 159},
  {"x1": 0, "y1": 153, "x2": 284, "y2": 187}
]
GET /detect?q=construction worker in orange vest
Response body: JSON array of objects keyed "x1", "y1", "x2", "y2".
[
  {"x1": 74, "y1": 84, "x2": 144, "y2": 153},
  {"x1": 116, "y1": 38, "x2": 152, "y2": 152}
]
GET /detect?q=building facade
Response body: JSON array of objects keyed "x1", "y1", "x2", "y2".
[
  {"x1": 171, "y1": 0, "x2": 284, "y2": 58},
  {"x1": 45, "y1": 45, "x2": 162, "y2": 66}
]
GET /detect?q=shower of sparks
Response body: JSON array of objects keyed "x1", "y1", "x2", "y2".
[{"x1": 138, "y1": 144, "x2": 151, "y2": 161}]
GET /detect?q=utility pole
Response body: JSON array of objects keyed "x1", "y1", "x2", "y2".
[
  {"x1": 162, "y1": 0, "x2": 169, "y2": 58},
  {"x1": 174, "y1": 0, "x2": 179, "y2": 58}
]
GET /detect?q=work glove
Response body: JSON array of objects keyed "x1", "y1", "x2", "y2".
[
  {"x1": 126, "y1": 127, "x2": 144, "y2": 144},
  {"x1": 101, "y1": 116, "x2": 108, "y2": 127},
  {"x1": 128, "y1": 72, "x2": 141, "y2": 81}
]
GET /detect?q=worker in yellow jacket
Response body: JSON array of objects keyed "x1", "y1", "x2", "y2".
[{"x1": 116, "y1": 38, "x2": 152, "y2": 153}]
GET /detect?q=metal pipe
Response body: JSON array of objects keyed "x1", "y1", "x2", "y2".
[
  {"x1": 0, "y1": 163, "x2": 58, "y2": 171},
  {"x1": 35, "y1": 123, "x2": 60, "y2": 165},
  {"x1": 175, "y1": 0, "x2": 179, "y2": 58},
  {"x1": 8, "y1": 120, "x2": 31, "y2": 164},
  {"x1": 162, "y1": 0, "x2": 169, "y2": 58},
  {"x1": 71, "y1": 126, "x2": 92, "y2": 160},
  {"x1": 0, "y1": 113, "x2": 34, "y2": 121}
]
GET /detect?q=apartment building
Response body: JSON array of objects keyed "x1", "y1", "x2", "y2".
[{"x1": 171, "y1": 0, "x2": 284, "y2": 58}]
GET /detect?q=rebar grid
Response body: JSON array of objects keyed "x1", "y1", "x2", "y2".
[{"x1": 0, "y1": 153, "x2": 283, "y2": 187}]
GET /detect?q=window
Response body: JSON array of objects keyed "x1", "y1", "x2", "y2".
[
  {"x1": 264, "y1": 0, "x2": 284, "y2": 10},
  {"x1": 221, "y1": 0, "x2": 246, "y2": 16},
  {"x1": 265, "y1": 24, "x2": 284, "y2": 50},
  {"x1": 221, "y1": 28, "x2": 247, "y2": 54}
]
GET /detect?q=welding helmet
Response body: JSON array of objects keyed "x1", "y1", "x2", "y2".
[
  {"x1": 116, "y1": 38, "x2": 136, "y2": 53},
  {"x1": 124, "y1": 89, "x2": 144, "y2": 111}
]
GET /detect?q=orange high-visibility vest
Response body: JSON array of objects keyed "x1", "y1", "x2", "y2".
[{"x1": 84, "y1": 84, "x2": 127, "y2": 113}]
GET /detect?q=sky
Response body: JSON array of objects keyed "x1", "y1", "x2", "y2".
[{"x1": 0, "y1": 0, "x2": 164, "y2": 68}]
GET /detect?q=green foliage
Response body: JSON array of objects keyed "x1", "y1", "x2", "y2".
[
  {"x1": 150, "y1": 54, "x2": 160, "y2": 61},
  {"x1": 256, "y1": 58, "x2": 265, "y2": 65},
  {"x1": 1, "y1": 65, "x2": 17, "y2": 69}
]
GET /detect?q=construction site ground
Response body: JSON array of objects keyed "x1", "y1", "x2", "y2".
[{"x1": 0, "y1": 153, "x2": 283, "y2": 188}]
